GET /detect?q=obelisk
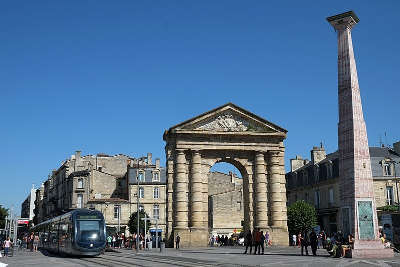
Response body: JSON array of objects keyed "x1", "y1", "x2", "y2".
[{"x1": 327, "y1": 11, "x2": 393, "y2": 258}]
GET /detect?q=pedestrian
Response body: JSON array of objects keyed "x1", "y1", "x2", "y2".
[
  {"x1": 297, "y1": 232, "x2": 302, "y2": 248},
  {"x1": 175, "y1": 234, "x2": 180, "y2": 249},
  {"x1": 265, "y1": 231, "x2": 270, "y2": 247},
  {"x1": 321, "y1": 230, "x2": 326, "y2": 249},
  {"x1": 310, "y1": 229, "x2": 318, "y2": 256},
  {"x1": 112, "y1": 235, "x2": 117, "y2": 248},
  {"x1": 260, "y1": 231, "x2": 265, "y2": 254},
  {"x1": 33, "y1": 234, "x2": 39, "y2": 252},
  {"x1": 292, "y1": 234, "x2": 296, "y2": 246},
  {"x1": 3, "y1": 237, "x2": 12, "y2": 257},
  {"x1": 300, "y1": 231, "x2": 309, "y2": 256},
  {"x1": 106, "y1": 235, "x2": 112, "y2": 248},
  {"x1": 243, "y1": 230, "x2": 253, "y2": 254},
  {"x1": 253, "y1": 229, "x2": 261, "y2": 255},
  {"x1": 29, "y1": 233, "x2": 34, "y2": 252}
]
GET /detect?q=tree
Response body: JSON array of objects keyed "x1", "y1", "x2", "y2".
[
  {"x1": 0, "y1": 206, "x2": 8, "y2": 229},
  {"x1": 287, "y1": 200, "x2": 317, "y2": 235},
  {"x1": 128, "y1": 210, "x2": 152, "y2": 234}
]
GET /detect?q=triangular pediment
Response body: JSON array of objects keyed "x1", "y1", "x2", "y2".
[{"x1": 167, "y1": 103, "x2": 287, "y2": 134}]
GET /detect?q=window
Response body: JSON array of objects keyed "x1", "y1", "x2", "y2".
[
  {"x1": 77, "y1": 178, "x2": 83, "y2": 189},
  {"x1": 153, "y1": 187, "x2": 159, "y2": 199},
  {"x1": 314, "y1": 190, "x2": 320, "y2": 209},
  {"x1": 153, "y1": 204, "x2": 159, "y2": 220},
  {"x1": 138, "y1": 171, "x2": 145, "y2": 182},
  {"x1": 77, "y1": 194, "x2": 83, "y2": 208},
  {"x1": 383, "y1": 163, "x2": 393, "y2": 176},
  {"x1": 305, "y1": 192, "x2": 309, "y2": 203},
  {"x1": 386, "y1": 186, "x2": 394, "y2": 205},
  {"x1": 329, "y1": 188, "x2": 334, "y2": 204},
  {"x1": 114, "y1": 205, "x2": 121, "y2": 219},
  {"x1": 139, "y1": 187, "x2": 144, "y2": 198},
  {"x1": 153, "y1": 172, "x2": 160, "y2": 182}
]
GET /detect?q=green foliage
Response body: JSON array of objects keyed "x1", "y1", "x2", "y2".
[
  {"x1": 128, "y1": 210, "x2": 152, "y2": 234},
  {"x1": 378, "y1": 205, "x2": 399, "y2": 212},
  {"x1": 0, "y1": 206, "x2": 8, "y2": 229},
  {"x1": 287, "y1": 200, "x2": 317, "y2": 235}
]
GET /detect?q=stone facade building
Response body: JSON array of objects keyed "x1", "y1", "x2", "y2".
[
  {"x1": 208, "y1": 171, "x2": 243, "y2": 236},
  {"x1": 31, "y1": 149, "x2": 247, "y2": 239},
  {"x1": 286, "y1": 142, "x2": 400, "y2": 235},
  {"x1": 32, "y1": 151, "x2": 165, "y2": 236},
  {"x1": 21, "y1": 186, "x2": 37, "y2": 221}
]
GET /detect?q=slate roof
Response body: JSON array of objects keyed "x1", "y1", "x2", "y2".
[
  {"x1": 127, "y1": 167, "x2": 167, "y2": 184},
  {"x1": 288, "y1": 146, "x2": 400, "y2": 179}
]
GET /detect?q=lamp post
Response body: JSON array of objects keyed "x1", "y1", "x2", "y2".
[
  {"x1": 141, "y1": 214, "x2": 151, "y2": 249},
  {"x1": 135, "y1": 157, "x2": 145, "y2": 252}
]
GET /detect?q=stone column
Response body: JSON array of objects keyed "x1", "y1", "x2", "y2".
[
  {"x1": 327, "y1": 11, "x2": 392, "y2": 258},
  {"x1": 190, "y1": 150, "x2": 203, "y2": 228},
  {"x1": 175, "y1": 150, "x2": 188, "y2": 228},
  {"x1": 254, "y1": 152, "x2": 268, "y2": 229},
  {"x1": 268, "y1": 151, "x2": 283, "y2": 227}
]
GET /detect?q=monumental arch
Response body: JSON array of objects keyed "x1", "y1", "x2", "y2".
[{"x1": 163, "y1": 103, "x2": 289, "y2": 247}]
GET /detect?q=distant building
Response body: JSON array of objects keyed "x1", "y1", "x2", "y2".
[
  {"x1": 208, "y1": 171, "x2": 243, "y2": 236},
  {"x1": 286, "y1": 141, "x2": 400, "y2": 235},
  {"x1": 125, "y1": 156, "x2": 167, "y2": 237},
  {"x1": 21, "y1": 185, "x2": 37, "y2": 221}
]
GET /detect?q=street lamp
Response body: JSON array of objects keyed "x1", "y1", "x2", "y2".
[{"x1": 136, "y1": 157, "x2": 145, "y2": 252}]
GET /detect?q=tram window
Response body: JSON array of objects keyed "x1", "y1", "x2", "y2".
[{"x1": 77, "y1": 220, "x2": 101, "y2": 240}]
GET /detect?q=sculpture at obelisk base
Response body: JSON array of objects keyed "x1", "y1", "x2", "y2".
[{"x1": 327, "y1": 11, "x2": 393, "y2": 258}]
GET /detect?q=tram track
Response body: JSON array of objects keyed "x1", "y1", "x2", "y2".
[
  {"x1": 102, "y1": 252, "x2": 220, "y2": 267},
  {"x1": 79, "y1": 255, "x2": 147, "y2": 267}
]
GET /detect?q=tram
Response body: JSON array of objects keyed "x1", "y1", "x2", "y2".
[{"x1": 32, "y1": 209, "x2": 106, "y2": 256}]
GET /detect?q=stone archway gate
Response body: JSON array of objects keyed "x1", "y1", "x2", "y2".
[{"x1": 163, "y1": 103, "x2": 288, "y2": 247}]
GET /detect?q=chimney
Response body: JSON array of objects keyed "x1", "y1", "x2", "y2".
[
  {"x1": 147, "y1": 153, "x2": 152, "y2": 165},
  {"x1": 394, "y1": 141, "x2": 400, "y2": 155},
  {"x1": 290, "y1": 155, "x2": 305, "y2": 172},
  {"x1": 155, "y1": 158, "x2": 160, "y2": 168},
  {"x1": 230, "y1": 171, "x2": 235, "y2": 184},
  {"x1": 75, "y1": 150, "x2": 81, "y2": 159},
  {"x1": 311, "y1": 144, "x2": 326, "y2": 164}
]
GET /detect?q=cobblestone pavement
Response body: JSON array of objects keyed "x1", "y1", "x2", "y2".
[{"x1": 1, "y1": 246, "x2": 400, "y2": 267}]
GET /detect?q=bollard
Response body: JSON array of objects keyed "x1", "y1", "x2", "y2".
[{"x1": 160, "y1": 242, "x2": 165, "y2": 253}]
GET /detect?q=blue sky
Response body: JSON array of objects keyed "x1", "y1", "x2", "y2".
[{"x1": 1, "y1": 1, "x2": 399, "y2": 215}]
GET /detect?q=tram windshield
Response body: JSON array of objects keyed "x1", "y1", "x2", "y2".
[{"x1": 77, "y1": 220, "x2": 104, "y2": 241}]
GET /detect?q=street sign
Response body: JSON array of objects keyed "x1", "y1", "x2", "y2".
[{"x1": 17, "y1": 219, "x2": 29, "y2": 225}]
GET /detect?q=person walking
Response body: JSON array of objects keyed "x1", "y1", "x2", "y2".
[
  {"x1": 3, "y1": 237, "x2": 12, "y2": 257},
  {"x1": 265, "y1": 231, "x2": 270, "y2": 247},
  {"x1": 33, "y1": 234, "x2": 39, "y2": 252},
  {"x1": 253, "y1": 229, "x2": 261, "y2": 255},
  {"x1": 107, "y1": 235, "x2": 112, "y2": 248},
  {"x1": 175, "y1": 234, "x2": 180, "y2": 249},
  {"x1": 292, "y1": 234, "x2": 296, "y2": 246},
  {"x1": 243, "y1": 230, "x2": 253, "y2": 254},
  {"x1": 260, "y1": 231, "x2": 265, "y2": 255},
  {"x1": 300, "y1": 231, "x2": 309, "y2": 256},
  {"x1": 112, "y1": 235, "x2": 116, "y2": 248},
  {"x1": 310, "y1": 229, "x2": 318, "y2": 256}
]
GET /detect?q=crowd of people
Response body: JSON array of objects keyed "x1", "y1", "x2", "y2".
[
  {"x1": 292, "y1": 230, "x2": 354, "y2": 258},
  {"x1": 106, "y1": 232, "x2": 162, "y2": 250},
  {"x1": 243, "y1": 229, "x2": 270, "y2": 255}
]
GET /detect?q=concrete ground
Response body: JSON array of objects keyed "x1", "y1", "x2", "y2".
[{"x1": 1, "y1": 246, "x2": 399, "y2": 267}]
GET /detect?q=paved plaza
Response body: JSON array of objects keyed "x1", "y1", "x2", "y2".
[{"x1": 1, "y1": 246, "x2": 399, "y2": 267}]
